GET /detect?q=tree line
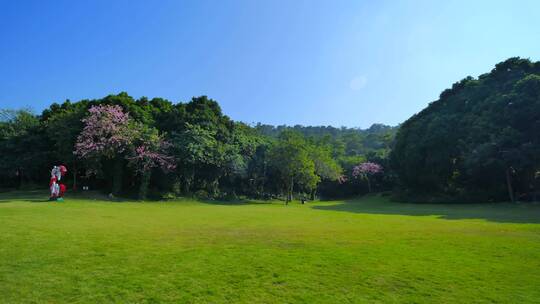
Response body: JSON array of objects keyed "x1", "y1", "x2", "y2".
[{"x1": 0, "y1": 94, "x2": 394, "y2": 200}]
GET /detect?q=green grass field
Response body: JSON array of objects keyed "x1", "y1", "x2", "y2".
[{"x1": 1, "y1": 191, "x2": 539, "y2": 303}]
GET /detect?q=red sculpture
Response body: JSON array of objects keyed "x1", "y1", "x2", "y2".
[{"x1": 50, "y1": 165, "x2": 67, "y2": 201}]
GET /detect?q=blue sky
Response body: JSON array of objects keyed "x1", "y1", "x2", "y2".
[{"x1": 1, "y1": 0, "x2": 539, "y2": 127}]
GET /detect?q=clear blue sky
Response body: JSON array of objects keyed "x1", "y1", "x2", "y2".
[{"x1": 1, "y1": 0, "x2": 539, "y2": 127}]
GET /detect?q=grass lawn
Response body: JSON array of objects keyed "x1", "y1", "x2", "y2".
[{"x1": 1, "y1": 191, "x2": 540, "y2": 303}]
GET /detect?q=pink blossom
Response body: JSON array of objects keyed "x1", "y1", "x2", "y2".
[
  {"x1": 352, "y1": 162, "x2": 383, "y2": 178},
  {"x1": 74, "y1": 105, "x2": 134, "y2": 159},
  {"x1": 75, "y1": 104, "x2": 176, "y2": 176},
  {"x1": 127, "y1": 141, "x2": 176, "y2": 174}
]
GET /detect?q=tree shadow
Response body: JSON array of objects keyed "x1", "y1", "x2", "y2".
[
  {"x1": 197, "y1": 198, "x2": 273, "y2": 206},
  {"x1": 312, "y1": 196, "x2": 540, "y2": 224},
  {"x1": 0, "y1": 198, "x2": 53, "y2": 203},
  {"x1": 0, "y1": 190, "x2": 50, "y2": 203},
  {"x1": 0, "y1": 190, "x2": 132, "y2": 204},
  {"x1": 26, "y1": 199, "x2": 52, "y2": 203},
  {"x1": 0, "y1": 190, "x2": 275, "y2": 205}
]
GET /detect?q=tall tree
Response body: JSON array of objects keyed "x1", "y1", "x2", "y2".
[
  {"x1": 127, "y1": 126, "x2": 175, "y2": 199},
  {"x1": 74, "y1": 105, "x2": 137, "y2": 195},
  {"x1": 268, "y1": 131, "x2": 319, "y2": 203},
  {"x1": 44, "y1": 101, "x2": 87, "y2": 190}
]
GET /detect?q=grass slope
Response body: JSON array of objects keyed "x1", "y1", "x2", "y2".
[{"x1": 1, "y1": 191, "x2": 539, "y2": 303}]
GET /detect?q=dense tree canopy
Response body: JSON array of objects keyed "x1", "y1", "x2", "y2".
[
  {"x1": 0, "y1": 93, "x2": 392, "y2": 200},
  {"x1": 391, "y1": 57, "x2": 540, "y2": 202}
]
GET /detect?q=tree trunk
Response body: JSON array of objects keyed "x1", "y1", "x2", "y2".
[
  {"x1": 290, "y1": 177, "x2": 294, "y2": 203},
  {"x1": 16, "y1": 168, "x2": 22, "y2": 190},
  {"x1": 185, "y1": 168, "x2": 195, "y2": 195},
  {"x1": 506, "y1": 168, "x2": 515, "y2": 203},
  {"x1": 72, "y1": 163, "x2": 77, "y2": 191},
  {"x1": 112, "y1": 157, "x2": 123, "y2": 196},
  {"x1": 366, "y1": 176, "x2": 372, "y2": 193},
  {"x1": 286, "y1": 176, "x2": 294, "y2": 205},
  {"x1": 138, "y1": 170, "x2": 151, "y2": 200},
  {"x1": 262, "y1": 161, "x2": 267, "y2": 196}
]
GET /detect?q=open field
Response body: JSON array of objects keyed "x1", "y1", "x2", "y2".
[{"x1": 1, "y1": 191, "x2": 540, "y2": 303}]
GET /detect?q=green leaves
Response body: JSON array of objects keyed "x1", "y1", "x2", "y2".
[
  {"x1": 267, "y1": 130, "x2": 321, "y2": 196},
  {"x1": 1, "y1": 92, "x2": 393, "y2": 199},
  {"x1": 173, "y1": 123, "x2": 221, "y2": 166},
  {"x1": 392, "y1": 57, "x2": 540, "y2": 201}
]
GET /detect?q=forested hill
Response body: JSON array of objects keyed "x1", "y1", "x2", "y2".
[
  {"x1": 391, "y1": 57, "x2": 540, "y2": 202},
  {"x1": 255, "y1": 123, "x2": 397, "y2": 156}
]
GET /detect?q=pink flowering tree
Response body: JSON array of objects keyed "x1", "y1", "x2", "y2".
[
  {"x1": 127, "y1": 126, "x2": 176, "y2": 199},
  {"x1": 74, "y1": 105, "x2": 136, "y2": 195},
  {"x1": 352, "y1": 162, "x2": 383, "y2": 193},
  {"x1": 75, "y1": 105, "x2": 176, "y2": 199},
  {"x1": 74, "y1": 105, "x2": 134, "y2": 159}
]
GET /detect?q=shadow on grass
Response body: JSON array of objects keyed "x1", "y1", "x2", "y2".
[
  {"x1": 0, "y1": 190, "x2": 273, "y2": 206},
  {"x1": 0, "y1": 190, "x2": 50, "y2": 203},
  {"x1": 0, "y1": 189, "x2": 115, "y2": 203},
  {"x1": 312, "y1": 196, "x2": 540, "y2": 224},
  {"x1": 198, "y1": 198, "x2": 273, "y2": 206},
  {"x1": 0, "y1": 198, "x2": 54, "y2": 203},
  {"x1": 26, "y1": 199, "x2": 52, "y2": 203}
]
